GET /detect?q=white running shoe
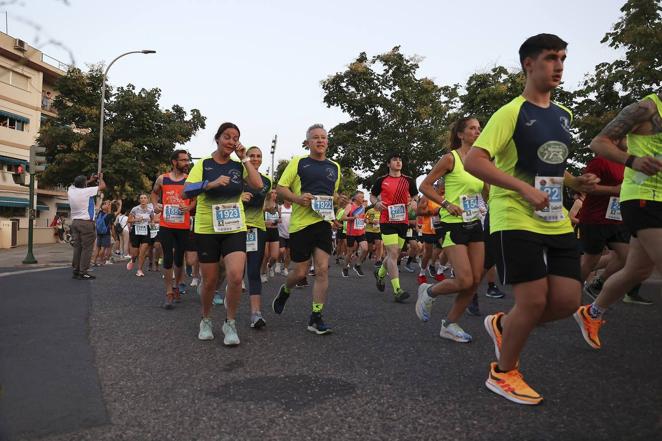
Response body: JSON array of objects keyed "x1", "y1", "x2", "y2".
[
  {"x1": 415, "y1": 283, "x2": 434, "y2": 322},
  {"x1": 274, "y1": 262, "x2": 281, "y2": 275},
  {"x1": 439, "y1": 320, "x2": 472, "y2": 343},
  {"x1": 260, "y1": 273, "x2": 268, "y2": 283},
  {"x1": 190, "y1": 277, "x2": 199, "y2": 287},
  {"x1": 281, "y1": 267, "x2": 289, "y2": 276},
  {"x1": 198, "y1": 318, "x2": 214, "y2": 340},
  {"x1": 269, "y1": 265, "x2": 276, "y2": 278},
  {"x1": 222, "y1": 320, "x2": 240, "y2": 346}
]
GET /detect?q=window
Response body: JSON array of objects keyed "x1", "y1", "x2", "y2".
[
  {"x1": 0, "y1": 65, "x2": 30, "y2": 90},
  {"x1": 0, "y1": 115, "x2": 27, "y2": 132},
  {"x1": 0, "y1": 206, "x2": 26, "y2": 218}
]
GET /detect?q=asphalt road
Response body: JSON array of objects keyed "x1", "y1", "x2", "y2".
[{"x1": 1, "y1": 260, "x2": 661, "y2": 441}]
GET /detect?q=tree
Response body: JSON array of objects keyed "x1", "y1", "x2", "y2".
[
  {"x1": 322, "y1": 47, "x2": 452, "y2": 187},
  {"x1": 572, "y1": 0, "x2": 661, "y2": 168},
  {"x1": 37, "y1": 65, "x2": 206, "y2": 199}
]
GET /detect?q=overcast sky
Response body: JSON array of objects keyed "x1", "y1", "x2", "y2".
[{"x1": 6, "y1": 0, "x2": 626, "y2": 175}]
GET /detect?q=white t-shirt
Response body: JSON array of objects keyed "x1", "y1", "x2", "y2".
[
  {"x1": 116, "y1": 214, "x2": 129, "y2": 231},
  {"x1": 278, "y1": 204, "x2": 292, "y2": 239},
  {"x1": 130, "y1": 205, "x2": 154, "y2": 225},
  {"x1": 67, "y1": 186, "x2": 99, "y2": 221}
]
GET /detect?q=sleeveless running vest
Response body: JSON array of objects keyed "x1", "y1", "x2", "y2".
[
  {"x1": 160, "y1": 173, "x2": 191, "y2": 230},
  {"x1": 440, "y1": 149, "x2": 484, "y2": 224},
  {"x1": 346, "y1": 203, "x2": 366, "y2": 236},
  {"x1": 621, "y1": 94, "x2": 662, "y2": 202}
]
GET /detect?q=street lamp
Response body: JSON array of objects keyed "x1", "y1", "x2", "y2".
[
  {"x1": 97, "y1": 49, "x2": 156, "y2": 175},
  {"x1": 270, "y1": 134, "x2": 277, "y2": 180}
]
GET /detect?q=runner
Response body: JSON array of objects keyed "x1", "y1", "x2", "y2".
[
  {"x1": 416, "y1": 184, "x2": 443, "y2": 285},
  {"x1": 183, "y1": 122, "x2": 263, "y2": 344},
  {"x1": 364, "y1": 203, "x2": 382, "y2": 267},
  {"x1": 278, "y1": 199, "x2": 292, "y2": 276},
  {"x1": 151, "y1": 149, "x2": 195, "y2": 309},
  {"x1": 415, "y1": 116, "x2": 487, "y2": 343},
  {"x1": 341, "y1": 191, "x2": 368, "y2": 278},
  {"x1": 334, "y1": 194, "x2": 348, "y2": 265},
  {"x1": 575, "y1": 91, "x2": 662, "y2": 349},
  {"x1": 403, "y1": 200, "x2": 420, "y2": 272},
  {"x1": 126, "y1": 194, "x2": 155, "y2": 277},
  {"x1": 271, "y1": 123, "x2": 341, "y2": 334},
  {"x1": 464, "y1": 34, "x2": 599, "y2": 404},
  {"x1": 371, "y1": 153, "x2": 418, "y2": 302},
  {"x1": 242, "y1": 146, "x2": 273, "y2": 329},
  {"x1": 261, "y1": 190, "x2": 280, "y2": 281}
]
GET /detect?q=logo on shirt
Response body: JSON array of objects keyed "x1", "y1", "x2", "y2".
[
  {"x1": 525, "y1": 119, "x2": 537, "y2": 127},
  {"x1": 229, "y1": 169, "x2": 242, "y2": 184},
  {"x1": 537, "y1": 141, "x2": 568, "y2": 165},
  {"x1": 560, "y1": 116, "x2": 571, "y2": 134},
  {"x1": 325, "y1": 167, "x2": 337, "y2": 182}
]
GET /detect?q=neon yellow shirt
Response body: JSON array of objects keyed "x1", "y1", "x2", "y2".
[{"x1": 440, "y1": 149, "x2": 485, "y2": 224}]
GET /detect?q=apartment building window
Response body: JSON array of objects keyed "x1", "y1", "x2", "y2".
[
  {"x1": 0, "y1": 111, "x2": 29, "y2": 132},
  {"x1": 0, "y1": 65, "x2": 30, "y2": 90}
]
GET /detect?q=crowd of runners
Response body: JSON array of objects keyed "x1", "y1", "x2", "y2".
[{"x1": 67, "y1": 33, "x2": 662, "y2": 406}]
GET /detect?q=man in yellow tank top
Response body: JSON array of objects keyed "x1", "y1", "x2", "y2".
[{"x1": 574, "y1": 92, "x2": 662, "y2": 350}]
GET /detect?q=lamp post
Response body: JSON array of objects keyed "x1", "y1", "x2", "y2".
[
  {"x1": 97, "y1": 50, "x2": 156, "y2": 175},
  {"x1": 270, "y1": 134, "x2": 277, "y2": 180}
]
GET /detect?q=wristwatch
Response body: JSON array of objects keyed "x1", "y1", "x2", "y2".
[{"x1": 624, "y1": 155, "x2": 636, "y2": 168}]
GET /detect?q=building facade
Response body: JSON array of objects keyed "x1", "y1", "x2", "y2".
[{"x1": 0, "y1": 31, "x2": 69, "y2": 248}]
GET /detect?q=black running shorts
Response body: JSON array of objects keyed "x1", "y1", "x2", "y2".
[
  {"x1": 290, "y1": 221, "x2": 333, "y2": 262},
  {"x1": 195, "y1": 231, "x2": 247, "y2": 263},
  {"x1": 578, "y1": 223, "x2": 630, "y2": 255},
  {"x1": 620, "y1": 199, "x2": 662, "y2": 237}
]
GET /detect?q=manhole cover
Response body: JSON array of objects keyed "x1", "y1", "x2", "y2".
[{"x1": 210, "y1": 374, "x2": 356, "y2": 409}]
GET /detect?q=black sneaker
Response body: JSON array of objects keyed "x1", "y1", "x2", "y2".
[
  {"x1": 623, "y1": 292, "x2": 653, "y2": 306},
  {"x1": 374, "y1": 268, "x2": 385, "y2": 292},
  {"x1": 272, "y1": 284, "x2": 290, "y2": 314},
  {"x1": 307, "y1": 312, "x2": 332, "y2": 335},
  {"x1": 341, "y1": 267, "x2": 349, "y2": 278},
  {"x1": 72, "y1": 270, "x2": 80, "y2": 279},
  {"x1": 466, "y1": 293, "x2": 482, "y2": 316},
  {"x1": 78, "y1": 272, "x2": 96, "y2": 280},
  {"x1": 296, "y1": 277, "x2": 309, "y2": 288},
  {"x1": 393, "y1": 288, "x2": 410, "y2": 303},
  {"x1": 353, "y1": 265, "x2": 364, "y2": 277},
  {"x1": 485, "y1": 285, "x2": 505, "y2": 299}
]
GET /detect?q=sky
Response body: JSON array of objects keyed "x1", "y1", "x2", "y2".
[{"x1": 5, "y1": 0, "x2": 627, "y2": 176}]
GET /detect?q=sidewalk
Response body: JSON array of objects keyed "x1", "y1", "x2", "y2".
[{"x1": 0, "y1": 243, "x2": 74, "y2": 271}]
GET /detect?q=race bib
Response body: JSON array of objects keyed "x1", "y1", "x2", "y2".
[
  {"x1": 163, "y1": 204, "x2": 185, "y2": 224},
  {"x1": 265, "y1": 211, "x2": 279, "y2": 224},
  {"x1": 150, "y1": 225, "x2": 159, "y2": 239},
  {"x1": 246, "y1": 227, "x2": 258, "y2": 252},
  {"x1": 387, "y1": 204, "x2": 406, "y2": 222},
  {"x1": 605, "y1": 196, "x2": 623, "y2": 221},
  {"x1": 212, "y1": 202, "x2": 244, "y2": 233},
  {"x1": 135, "y1": 224, "x2": 148, "y2": 236},
  {"x1": 311, "y1": 195, "x2": 335, "y2": 221},
  {"x1": 353, "y1": 218, "x2": 365, "y2": 230},
  {"x1": 534, "y1": 176, "x2": 565, "y2": 222},
  {"x1": 406, "y1": 228, "x2": 413, "y2": 238},
  {"x1": 460, "y1": 194, "x2": 481, "y2": 223}
]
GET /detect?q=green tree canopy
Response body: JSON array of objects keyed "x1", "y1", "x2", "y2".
[{"x1": 38, "y1": 65, "x2": 206, "y2": 199}]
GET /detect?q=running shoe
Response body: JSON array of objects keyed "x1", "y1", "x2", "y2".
[
  {"x1": 583, "y1": 277, "x2": 603, "y2": 300},
  {"x1": 573, "y1": 305, "x2": 604, "y2": 349},
  {"x1": 213, "y1": 292, "x2": 224, "y2": 306},
  {"x1": 486, "y1": 285, "x2": 506, "y2": 299},
  {"x1": 484, "y1": 313, "x2": 504, "y2": 359},
  {"x1": 126, "y1": 260, "x2": 134, "y2": 271},
  {"x1": 439, "y1": 320, "x2": 472, "y2": 343},
  {"x1": 374, "y1": 268, "x2": 386, "y2": 292},
  {"x1": 404, "y1": 262, "x2": 415, "y2": 273},
  {"x1": 281, "y1": 267, "x2": 289, "y2": 276},
  {"x1": 198, "y1": 318, "x2": 214, "y2": 340},
  {"x1": 307, "y1": 312, "x2": 332, "y2": 335},
  {"x1": 78, "y1": 272, "x2": 96, "y2": 280},
  {"x1": 222, "y1": 320, "x2": 240, "y2": 346},
  {"x1": 394, "y1": 288, "x2": 410, "y2": 303},
  {"x1": 186, "y1": 264, "x2": 192, "y2": 277},
  {"x1": 163, "y1": 292, "x2": 175, "y2": 310},
  {"x1": 296, "y1": 278, "x2": 309, "y2": 288},
  {"x1": 250, "y1": 312, "x2": 266, "y2": 329},
  {"x1": 466, "y1": 293, "x2": 481, "y2": 316},
  {"x1": 428, "y1": 265, "x2": 435, "y2": 278},
  {"x1": 417, "y1": 274, "x2": 427, "y2": 285},
  {"x1": 415, "y1": 283, "x2": 433, "y2": 321},
  {"x1": 434, "y1": 273, "x2": 446, "y2": 282},
  {"x1": 274, "y1": 262, "x2": 281, "y2": 274},
  {"x1": 197, "y1": 279, "x2": 203, "y2": 297},
  {"x1": 178, "y1": 283, "x2": 187, "y2": 296},
  {"x1": 308, "y1": 267, "x2": 316, "y2": 276},
  {"x1": 269, "y1": 266, "x2": 276, "y2": 278},
  {"x1": 485, "y1": 362, "x2": 542, "y2": 405},
  {"x1": 272, "y1": 284, "x2": 290, "y2": 314},
  {"x1": 341, "y1": 267, "x2": 349, "y2": 278},
  {"x1": 136, "y1": 270, "x2": 145, "y2": 277},
  {"x1": 260, "y1": 273, "x2": 268, "y2": 283},
  {"x1": 622, "y1": 292, "x2": 653, "y2": 305},
  {"x1": 72, "y1": 270, "x2": 79, "y2": 279},
  {"x1": 353, "y1": 265, "x2": 365, "y2": 277}
]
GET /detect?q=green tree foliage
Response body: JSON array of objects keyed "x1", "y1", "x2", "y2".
[
  {"x1": 321, "y1": 47, "x2": 451, "y2": 187},
  {"x1": 38, "y1": 65, "x2": 206, "y2": 199},
  {"x1": 572, "y1": 0, "x2": 661, "y2": 167}
]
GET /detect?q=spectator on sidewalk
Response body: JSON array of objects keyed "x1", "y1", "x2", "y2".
[{"x1": 68, "y1": 173, "x2": 106, "y2": 279}]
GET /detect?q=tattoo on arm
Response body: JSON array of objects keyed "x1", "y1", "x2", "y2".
[
  {"x1": 152, "y1": 176, "x2": 162, "y2": 193},
  {"x1": 599, "y1": 101, "x2": 653, "y2": 142}
]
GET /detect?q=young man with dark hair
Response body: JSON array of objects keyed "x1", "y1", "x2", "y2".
[
  {"x1": 575, "y1": 91, "x2": 662, "y2": 349},
  {"x1": 370, "y1": 153, "x2": 418, "y2": 302},
  {"x1": 464, "y1": 33, "x2": 599, "y2": 405}
]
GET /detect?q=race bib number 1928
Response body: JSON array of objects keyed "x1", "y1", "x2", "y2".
[{"x1": 534, "y1": 176, "x2": 565, "y2": 222}]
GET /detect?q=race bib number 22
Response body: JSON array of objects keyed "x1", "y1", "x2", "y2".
[{"x1": 534, "y1": 176, "x2": 564, "y2": 222}]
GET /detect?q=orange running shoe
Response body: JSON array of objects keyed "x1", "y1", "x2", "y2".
[
  {"x1": 485, "y1": 362, "x2": 543, "y2": 405},
  {"x1": 484, "y1": 312, "x2": 504, "y2": 359},
  {"x1": 573, "y1": 305, "x2": 604, "y2": 349}
]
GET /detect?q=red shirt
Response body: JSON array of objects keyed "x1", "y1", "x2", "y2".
[
  {"x1": 346, "y1": 203, "x2": 366, "y2": 236},
  {"x1": 578, "y1": 157, "x2": 624, "y2": 225},
  {"x1": 159, "y1": 173, "x2": 192, "y2": 230},
  {"x1": 371, "y1": 174, "x2": 418, "y2": 224}
]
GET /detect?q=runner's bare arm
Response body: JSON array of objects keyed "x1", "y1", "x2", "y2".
[
  {"x1": 419, "y1": 154, "x2": 453, "y2": 207},
  {"x1": 416, "y1": 196, "x2": 429, "y2": 216},
  {"x1": 151, "y1": 175, "x2": 163, "y2": 212}
]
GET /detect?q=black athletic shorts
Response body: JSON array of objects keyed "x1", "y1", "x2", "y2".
[
  {"x1": 266, "y1": 227, "x2": 279, "y2": 242},
  {"x1": 279, "y1": 236, "x2": 289, "y2": 248},
  {"x1": 440, "y1": 220, "x2": 484, "y2": 247},
  {"x1": 129, "y1": 225, "x2": 152, "y2": 247},
  {"x1": 290, "y1": 221, "x2": 333, "y2": 262},
  {"x1": 347, "y1": 234, "x2": 367, "y2": 247},
  {"x1": 158, "y1": 227, "x2": 189, "y2": 269},
  {"x1": 483, "y1": 213, "x2": 496, "y2": 270},
  {"x1": 620, "y1": 199, "x2": 662, "y2": 237},
  {"x1": 365, "y1": 232, "x2": 381, "y2": 244},
  {"x1": 185, "y1": 230, "x2": 197, "y2": 252},
  {"x1": 337, "y1": 231, "x2": 346, "y2": 240},
  {"x1": 407, "y1": 229, "x2": 419, "y2": 242},
  {"x1": 379, "y1": 223, "x2": 408, "y2": 239},
  {"x1": 578, "y1": 223, "x2": 630, "y2": 255},
  {"x1": 492, "y1": 230, "x2": 581, "y2": 285},
  {"x1": 195, "y1": 231, "x2": 247, "y2": 263},
  {"x1": 421, "y1": 233, "x2": 438, "y2": 244}
]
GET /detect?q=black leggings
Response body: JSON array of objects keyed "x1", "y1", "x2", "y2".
[
  {"x1": 246, "y1": 228, "x2": 267, "y2": 296},
  {"x1": 158, "y1": 227, "x2": 188, "y2": 270}
]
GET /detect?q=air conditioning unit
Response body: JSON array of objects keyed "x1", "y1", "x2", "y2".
[{"x1": 14, "y1": 39, "x2": 27, "y2": 52}]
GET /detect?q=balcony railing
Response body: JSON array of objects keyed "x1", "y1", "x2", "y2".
[{"x1": 41, "y1": 53, "x2": 70, "y2": 72}]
